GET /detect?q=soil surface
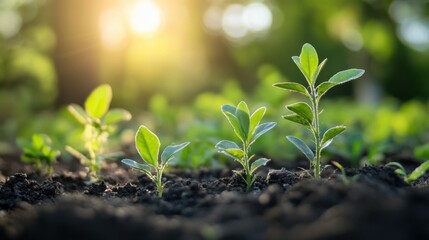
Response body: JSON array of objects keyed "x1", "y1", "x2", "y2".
[{"x1": 1, "y1": 156, "x2": 429, "y2": 240}]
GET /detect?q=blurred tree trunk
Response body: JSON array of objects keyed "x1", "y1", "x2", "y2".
[{"x1": 53, "y1": 0, "x2": 102, "y2": 107}]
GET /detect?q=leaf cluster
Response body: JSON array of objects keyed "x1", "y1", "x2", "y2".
[
  {"x1": 122, "y1": 126, "x2": 189, "y2": 198},
  {"x1": 216, "y1": 101, "x2": 276, "y2": 188},
  {"x1": 17, "y1": 134, "x2": 60, "y2": 175}
]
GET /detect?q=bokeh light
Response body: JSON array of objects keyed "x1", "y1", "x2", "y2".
[
  {"x1": 99, "y1": 9, "x2": 126, "y2": 50},
  {"x1": 128, "y1": 0, "x2": 162, "y2": 36}
]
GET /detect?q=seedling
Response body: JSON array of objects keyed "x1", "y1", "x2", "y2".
[
  {"x1": 67, "y1": 84, "x2": 131, "y2": 182},
  {"x1": 331, "y1": 161, "x2": 357, "y2": 184},
  {"x1": 273, "y1": 43, "x2": 365, "y2": 178},
  {"x1": 216, "y1": 101, "x2": 276, "y2": 189},
  {"x1": 17, "y1": 134, "x2": 60, "y2": 176},
  {"x1": 386, "y1": 161, "x2": 429, "y2": 184},
  {"x1": 122, "y1": 125, "x2": 190, "y2": 198}
]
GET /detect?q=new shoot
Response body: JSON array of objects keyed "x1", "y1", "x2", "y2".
[
  {"x1": 122, "y1": 126, "x2": 190, "y2": 198},
  {"x1": 386, "y1": 161, "x2": 429, "y2": 184},
  {"x1": 67, "y1": 84, "x2": 131, "y2": 182},
  {"x1": 17, "y1": 134, "x2": 60, "y2": 176},
  {"x1": 216, "y1": 101, "x2": 276, "y2": 189},
  {"x1": 273, "y1": 43, "x2": 365, "y2": 178}
]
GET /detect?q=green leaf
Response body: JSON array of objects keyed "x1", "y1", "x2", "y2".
[
  {"x1": 299, "y1": 43, "x2": 319, "y2": 85},
  {"x1": 221, "y1": 104, "x2": 237, "y2": 115},
  {"x1": 250, "y1": 158, "x2": 270, "y2": 174},
  {"x1": 286, "y1": 102, "x2": 313, "y2": 123},
  {"x1": 160, "y1": 142, "x2": 190, "y2": 164},
  {"x1": 321, "y1": 126, "x2": 346, "y2": 146},
  {"x1": 313, "y1": 58, "x2": 327, "y2": 84},
  {"x1": 68, "y1": 104, "x2": 91, "y2": 124},
  {"x1": 135, "y1": 126, "x2": 160, "y2": 167},
  {"x1": 248, "y1": 107, "x2": 266, "y2": 140},
  {"x1": 286, "y1": 136, "x2": 314, "y2": 161},
  {"x1": 408, "y1": 161, "x2": 429, "y2": 183},
  {"x1": 386, "y1": 162, "x2": 407, "y2": 176},
  {"x1": 317, "y1": 82, "x2": 337, "y2": 99},
  {"x1": 215, "y1": 140, "x2": 240, "y2": 151},
  {"x1": 85, "y1": 84, "x2": 112, "y2": 119},
  {"x1": 251, "y1": 122, "x2": 276, "y2": 144},
  {"x1": 282, "y1": 114, "x2": 312, "y2": 129},
  {"x1": 223, "y1": 111, "x2": 246, "y2": 142},
  {"x1": 103, "y1": 109, "x2": 132, "y2": 125},
  {"x1": 225, "y1": 148, "x2": 245, "y2": 159},
  {"x1": 328, "y1": 69, "x2": 365, "y2": 85},
  {"x1": 236, "y1": 101, "x2": 250, "y2": 140},
  {"x1": 121, "y1": 159, "x2": 152, "y2": 175},
  {"x1": 273, "y1": 82, "x2": 309, "y2": 96}
]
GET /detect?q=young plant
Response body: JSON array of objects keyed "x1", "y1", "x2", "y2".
[
  {"x1": 216, "y1": 101, "x2": 276, "y2": 189},
  {"x1": 17, "y1": 134, "x2": 60, "y2": 176},
  {"x1": 386, "y1": 161, "x2": 429, "y2": 184},
  {"x1": 122, "y1": 126, "x2": 190, "y2": 198},
  {"x1": 67, "y1": 84, "x2": 131, "y2": 182},
  {"x1": 273, "y1": 43, "x2": 365, "y2": 178},
  {"x1": 331, "y1": 161, "x2": 357, "y2": 185}
]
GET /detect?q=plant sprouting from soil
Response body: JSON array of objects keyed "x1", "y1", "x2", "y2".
[
  {"x1": 273, "y1": 43, "x2": 365, "y2": 178},
  {"x1": 216, "y1": 101, "x2": 276, "y2": 189},
  {"x1": 17, "y1": 134, "x2": 60, "y2": 176},
  {"x1": 386, "y1": 161, "x2": 429, "y2": 184},
  {"x1": 331, "y1": 161, "x2": 357, "y2": 184},
  {"x1": 67, "y1": 84, "x2": 131, "y2": 182},
  {"x1": 122, "y1": 125, "x2": 190, "y2": 198}
]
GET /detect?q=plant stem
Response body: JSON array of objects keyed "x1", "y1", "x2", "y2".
[
  {"x1": 243, "y1": 143, "x2": 252, "y2": 189},
  {"x1": 156, "y1": 168, "x2": 163, "y2": 198},
  {"x1": 310, "y1": 87, "x2": 321, "y2": 178}
]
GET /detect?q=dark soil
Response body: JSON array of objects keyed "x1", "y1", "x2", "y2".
[{"x1": 1, "y1": 157, "x2": 429, "y2": 240}]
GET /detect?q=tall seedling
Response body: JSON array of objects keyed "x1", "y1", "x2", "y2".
[
  {"x1": 67, "y1": 84, "x2": 131, "y2": 182},
  {"x1": 216, "y1": 101, "x2": 276, "y2": 189},
  {"x1": 273, "y1": 43, "x2": 365, "y2": 178}
]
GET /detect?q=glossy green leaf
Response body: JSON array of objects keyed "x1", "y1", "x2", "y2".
[
  {"x1": 68, "y1": 104, "x2": 91, "y2": 124},
  {"x1": 85, "y1": 84, "x2": 112, "y2": 119},
  {"x1": 286, "y1": 136, "x2": 314, "y2": 161},
  {"x1": 299, "y1": 43, "x2": 319, "y2": 85},
  {"x1": 286, "y1": 102, "x2": 313, "y2": 123},
  {"x1": 215, "y1": 140, "x2": 240, "y2": 151},
  {"x1": 236, "y1": 101, "x2": 250, "y2": 140},
  {"x1": 328, "y1": 69, "x2": 365, "y2": 85},
  {"x1": 317, "y1": 82, "x2": 337, "y2": 99},
  {"x1": 121, "y1": 159, "x2": 152, "y2": 175},
  {"x1": 273, "y1": 82, "x2": 309, "y2": 96},
  {"x1": 135, "y1": 126, "x2": 160, "y2": 167},
  {"x1": 251, "y1": 122, "x2": 276, "y2": 144},
  {"x1": 408, "y1": 161, "x2": 429, "y2": 183},
  {"x1": 282, "y1": 114, "x2": 311, "y2": 129},
  {"x1": 221, "y1": 104, "x2": 237, "y2": 115},
  {"x1": 225, "y1": 148, "x2": 245, "y2": 159},
  {"x1": 321, "y1": 126, "x2": 346, "y2": 146},
  {"x1": 161, "y1": 142, "x2": 190, "y2": 164},
  {"x1": 223, "y1": 111, "x2": 246, "y2": 142},
  {"x1": 103, "y1": 109, "x2": 132, "y2": 125},
  {"x1": 250, "y1": 158, "x2": 270, "y2": 174},
  {"x1": 249, "y1": 107, "x2": 266, "y2": 140},
  {"x1": 386, "y1": 162, "x2": 407, "y2": 177},
  {"x1": 313, "y1": 58, "x2": 327, "y2": 84}
]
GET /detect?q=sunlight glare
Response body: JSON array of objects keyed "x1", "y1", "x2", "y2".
[{"x1": 129, "y1": 1, "x2": 162, "y2": 35}]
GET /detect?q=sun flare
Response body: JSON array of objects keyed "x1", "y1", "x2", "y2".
[{"x1": 129, "y1": 1, "x2": 162, "y2": 35}]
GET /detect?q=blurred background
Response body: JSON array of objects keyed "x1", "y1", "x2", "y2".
[{"x1": 2, "y1": 0, "x2": 429, "y2": 168}]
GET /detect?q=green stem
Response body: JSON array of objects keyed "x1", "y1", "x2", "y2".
[
  {"x1": 310, "y1": 87, "x2": 321, "y2": 178},
  {"x1": 243, "y1": 143, "x2": 252, "y2": 189},
  {"x1": 156, "y1": 168, "x2": 164, "y2": 198}
]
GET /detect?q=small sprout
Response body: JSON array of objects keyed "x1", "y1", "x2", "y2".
[
  {"x1": 331, "y1": 161, "x2": 357, "y2": 185},
  {"x1": 274, "y1": 43, "x2": 365, "y2": 178},
  {"x1": 17, "y1": 134, "x2": 60, "y2": 176},
  {"x1": 216, "y1": 101, "x2": 276, "y2": 189},
  {"x1": 122, "y1": 125, "x2": 189, "y2": 198},
  {"x1": 67, "y1": 84, "x2": 132, "y2": 182},
  {"x1": 386, "y1": 161, "x2": 429, "y2": 184}
]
